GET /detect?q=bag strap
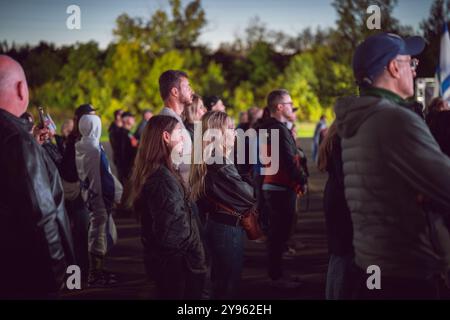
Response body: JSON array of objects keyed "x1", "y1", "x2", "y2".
[{"x1": 206, "y1": 195, "x2": 242, "y2": 219}]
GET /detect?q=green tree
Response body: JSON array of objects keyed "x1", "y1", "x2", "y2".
[
  {"x1": 231, "y1": 81, "x2": 255, "y2": 117},
  {"x1": 197, "y1": 61, "x2": 227, "y2": 98},
  {"x1": 113, "y1": 0, "x2": 206, "y2": 54},
  {"x1": 279, "y1": 53, "x2": 322, "y2": 121},
  {"x1": 331, "y1": 0, "x2": 410, "y2": 64},
  {"x1": 419, "y1": 0, "x2": 450, "y2": 77},
  {"x1": 312, "y1": 45, "x2": 357, "y2": 109}
]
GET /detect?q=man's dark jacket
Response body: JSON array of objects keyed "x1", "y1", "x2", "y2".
[
  {"x1": 0, "y1": 109, "x2": 74, "y2": 298},
  {"x1": 258, "y1": 117, "x2": 307, "y2": 193}
]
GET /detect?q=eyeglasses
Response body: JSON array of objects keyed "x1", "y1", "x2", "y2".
[{"x1": 395, "y1": 58, "x2": 419, "y2": 71}]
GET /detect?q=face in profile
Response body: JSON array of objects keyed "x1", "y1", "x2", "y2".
[
  {"x1": 281, "y1": 95, "x2": 294, "y2": 120},
  {"x1": 123, "y1": 116, "x2": 136, "y2": 129},
  {"x1": 62, "y1": 119, "x2": 74, "y2": 137},
  {"x1": 196, "y1": 100, "x2": 207, "y2": 120},
  {"x1": 144, "y1": 112, "x2": 153, "y2": 121},
  {"x1": 395, "y1": 55, "x2": 416, "y2": 99},
  {"x1": 179, "y1": 77, "x2": 194, "y2": 106},
  {"x1": 167, "y1": 123, "x2": 184, "y2": 155},
  {"x1": 211, "y1": 99, "x2": 226, "y2": 112},
  {"x1": 224, "y1": 117, "x2": 236, "y2": 155}
]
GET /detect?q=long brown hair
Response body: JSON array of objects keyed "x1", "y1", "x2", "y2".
[
  {"x1": 190, "y1": 111, "x2": 230, "y2": 201},
  {"x1": 183, "y1": 94, "x2": 205, "y2": 123},
  {"x1": 317, "y1": 121, "x2": 337, "y2": 172},
  {"x1": 123, "y1": 115, "x2": 181, "y2": 210}
]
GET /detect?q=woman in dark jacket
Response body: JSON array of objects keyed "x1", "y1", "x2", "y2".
[
  {"x1": 318, "y1": 122, "x2": 354, "y2": 300},
  {"x1": 125, "y1": 115, "x2": 206, "y2": 299},
  {"x1": 190, "y1": 111, "x2": 256, "y2": 299},
  {"x1": 426, "y1": 97, "x2": 450, "y2": 157}
]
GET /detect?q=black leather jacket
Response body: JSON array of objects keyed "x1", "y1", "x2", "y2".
[
  {"x1": 137, "y1": 165, "x2": 206, "y2": 277},
  {"x1": 0, "y1": 109, "x2": 74, "y2": 298},
  {"x1": 201, "y1": 161, "x2": 256, "y2": 225}
]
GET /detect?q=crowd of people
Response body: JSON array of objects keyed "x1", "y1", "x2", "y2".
[
  {"x1": 0, "y1": 56, "x2": 308, "y2": 299},
  {"x1": 1, "y1": 31, "x2": 450, "y2": 300}
]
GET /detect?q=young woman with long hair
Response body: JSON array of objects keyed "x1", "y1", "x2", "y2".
[
  {"x1": 183, "y1": 93, "x2": 207, "y2": 141},
  {"x1": 125, "y1": 115, "x2": 206, "y2": 299},
  {"x1": 190, "y1": 111, "x2": 256, "y2": 299}
]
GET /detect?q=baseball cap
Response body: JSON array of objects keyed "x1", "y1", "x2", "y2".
[
  {"x1": 352, "y1": 33, "x2": 425, "y2": 86},
  {"x1": 204, "y1": 95, "x2": 221, "y2": 111},
  {"x1": 75, "y1": 104, "x2": 95, "y2": 118},
  {"x1": 121, "y1": 111, "x2": 134, "y2": 119}
]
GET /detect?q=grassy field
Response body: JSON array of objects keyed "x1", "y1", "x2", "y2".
[
  {"x1": 99, "y1": 121, "x2": 316, "y2": 143},
  {"x1": 297, "y1": 122, "x2": 315, "y2": 138}
]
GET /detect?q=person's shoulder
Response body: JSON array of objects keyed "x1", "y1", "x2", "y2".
[
  {"x1": 209, "y1": 162, "x2": 240, "y2": 180},
  {"x1": 438, "y1": 110, "x2": 450, "y2": 120},
  {"x1": 381, "y1": 103, "x2": 421, "y2": 123},
  {"x1": 145, "y1": 165, "x2": 181, "y2": 192},
  {"x1": 0, "y1": 112, "x2": 23, "y2": 137},
  {"x1": 260, "y1": 118, "x2": 289, "y2": 136},
  {"x1": 0, "y1": 122, "x2": 36, "y2": 151},
  {"x1": 365, "y1": 99, "x2": 413, "y2": 123},
  {"x1": 372, "y1": 103, "x2": 429, "y2": 141},
  {"x1": 159, "y1": 107, "x2": 172, "y2": 117}
]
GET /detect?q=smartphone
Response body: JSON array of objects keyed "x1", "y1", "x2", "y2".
[
  {"x1": 37, "y1": 106, "x2": 46, "y2": 129},
  {"x1": 37, "y1": 106, "x2": 57, "y2": 135}
]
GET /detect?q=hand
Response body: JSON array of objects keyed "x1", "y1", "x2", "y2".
[{"x1": 33, "y1": 126, "x2": 50, "y2": 145}]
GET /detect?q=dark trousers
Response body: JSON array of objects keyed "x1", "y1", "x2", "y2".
[
  {"x1": 263, "y1": 189, "x2": 297, "y2": 280},
  {"x1": 155, "y1": 255, "x2": 205, "y2": 300},
  {"x1": 254, "y1": 175, "x2": 270, "y2": 234},
  {"x1": 65, "y1": 194, "x2": 90, "y2": 277},
  {"x1": 326, "y1": 253, "x2": 354, "y2": 300}
]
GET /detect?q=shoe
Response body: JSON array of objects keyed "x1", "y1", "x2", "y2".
[
  {"x1": 283, "y1": 246, "x2": 299, "y2": 259},
  {"x1": 102, "y1": 270, "x2": 118, "y2": 280},
  {"x1": 270, "y1": 276, "x2": 302, "y2": 289},
  {"x1": 295, "y1": 241, "x2": 308, "y2": 250},
  {"x1": 251, "y1": 235, "x2": 267, "y2": 244},
  {"x1": 88, "y1": 270, "x2": 118, "y2": 287}
]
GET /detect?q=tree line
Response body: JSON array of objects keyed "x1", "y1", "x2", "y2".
[{"x1": 1, "y1": 0, "x2": 449, "y2": 123}]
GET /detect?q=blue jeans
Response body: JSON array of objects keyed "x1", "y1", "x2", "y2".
[
  {"x1": 326, "y1": 253, "x2": 354, "y2": 300},
  {"x1": 312, "y1": 140, "x2": 319, "y2": 163},
  {"x1": 205, "y1": 219, "x2": 245, "y2": 300}
]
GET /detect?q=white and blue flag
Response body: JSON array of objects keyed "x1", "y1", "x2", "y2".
[{"x1": 439, "y1": 23, "x2": 450, "y2": 100}]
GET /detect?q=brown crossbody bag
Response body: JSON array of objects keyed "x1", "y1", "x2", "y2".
[{"x1": 207, "y1": 196, "x2": 265, "y2": 241}]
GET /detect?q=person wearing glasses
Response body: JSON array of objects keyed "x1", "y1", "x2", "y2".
[
  {"x1": 257, "y1": 89, "x2": 308, "y2": 289},
  {"x1": 334, "y1": 33, "x2": 450, "y2": 299}
]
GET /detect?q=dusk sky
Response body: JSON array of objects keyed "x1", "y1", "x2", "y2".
[{"x1": 0, "y1": 0, "x2": 435, "y2": 49}]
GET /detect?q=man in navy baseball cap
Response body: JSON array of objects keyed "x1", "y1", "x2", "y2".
[
  {"x1": 352, "y1": 32, "x2": 425, "y2": 95},
  {"x1": 332, "y1": 32, "x2": 450, "y2": 300}
]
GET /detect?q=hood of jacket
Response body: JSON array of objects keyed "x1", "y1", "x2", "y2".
[
  {"x1": 79, "y1": 114, "x2": 102, "y2": 143},
  {"x1": 334, "y1": 95, "x2": 388, "y2": 139}
]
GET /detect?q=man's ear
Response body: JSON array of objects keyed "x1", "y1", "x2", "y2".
[
  {"x1": 170, "y1": 86, "x2": 179, "y2": 98},
  {"x1": 17, "y1": 80, "x2": 26, "y2": 101},
  {"x1": 387, "y1": 60, "x2": 400, "y2": 79}
]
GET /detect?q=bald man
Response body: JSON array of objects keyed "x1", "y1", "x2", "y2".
[{"x1": 0, "y1": 55, "x2": 74, "y2": 298}]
